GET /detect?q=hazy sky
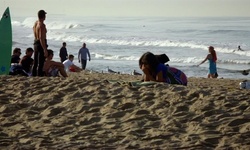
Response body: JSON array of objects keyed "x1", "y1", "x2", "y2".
[{"x1": 0, "y1": 0, "x2": 250, "y2": 17}]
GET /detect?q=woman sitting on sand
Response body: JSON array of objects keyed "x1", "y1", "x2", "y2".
[
  {"x1": 139, "y1": 52, "x2": 187, "y2": 86},
  {"x1": 43, "y1": 49, "x2": 68, "y2": 77},
  {"x1": 198, "y1": 46, "x2": 218, "y2": 78}
]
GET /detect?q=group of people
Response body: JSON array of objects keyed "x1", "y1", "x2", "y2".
[
  {"x1": 10, "y1": 47, "x2": 34, "y2": 76},
  {"x1": 10, "y1": 9, "x2": 221, "y2": 86},
  {"x1": 10, "y1": 10, "x2": 91, "y2": 77}
]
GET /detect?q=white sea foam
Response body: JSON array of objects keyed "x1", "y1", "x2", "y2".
[{"x1": 12, "y1": 17, "x2": 83, "y2": 30}]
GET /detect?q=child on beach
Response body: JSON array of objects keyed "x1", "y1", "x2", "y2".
[
  {"x1": 139, "y1": 52, "x2": 187, "y2": 86},
  {"x1": 43, "y1": 49, "x2": 68, "y2": 77},
  {"x1": 63, "y1": 54, "x2": 82, "y2": 72},
  {"x1": 198, "y1": 46, "x2": 218, "y2": 78}
]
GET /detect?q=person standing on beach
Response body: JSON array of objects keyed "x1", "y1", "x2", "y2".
[
  {"x1": 78, "y1": 43, "x2": 91, "y2": 70},
  {"x1": 198, "y1": 46, "x2": 218, "y2": 78},
  {"x1": 59, "y1": 42, "x2": 68, "y2": 63},
  {"x1": 32, "y1": 10, "x2": 48, "y2": 76}
]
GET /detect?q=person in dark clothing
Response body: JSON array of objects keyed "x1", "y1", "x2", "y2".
[
  {"x1": 20, "y1": 48, "x2": 34, "y2": 74},
  {"x1": 59, "y1": 42, "x2": 68, "y2": 63},
  {"x1": 78, "y1": 43, "x2": 91, "y2": 70},
  {"x1": 32, "y1": 10, "x2": 48, "y2": 76},
  {"x1": 11, "y1": 48, "x2": 21, "y2": 63},
  {"x1": 9, "y1": 48, "x2": 34, "y2": 76}
]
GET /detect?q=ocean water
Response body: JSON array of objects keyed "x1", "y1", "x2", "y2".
[{"x1": 12, "y1": 16, "x2": 250, "y2": 79}]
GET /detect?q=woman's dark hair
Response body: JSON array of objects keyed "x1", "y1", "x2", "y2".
[{"x1": 139, "y1": 52, "x2": 159, "y2": 73}]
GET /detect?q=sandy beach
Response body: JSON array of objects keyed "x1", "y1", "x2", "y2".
[{"x1": 1, "y1": 71, "x2": 250, "y2": 149}]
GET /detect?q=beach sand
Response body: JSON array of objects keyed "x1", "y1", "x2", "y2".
[{"x1": 1, "y1": 71, "x2": 250, "y2": 149}]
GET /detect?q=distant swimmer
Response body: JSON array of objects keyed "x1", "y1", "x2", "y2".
[
  {"x1": 242, "y1": 70, "x2": 249, "y2": 76},
  {"x1": 233, "y1": 45, "x2": 244, "y2": 52},
  {"x1": 238, "y1": 45, "x2": 244, "y2": 51}
]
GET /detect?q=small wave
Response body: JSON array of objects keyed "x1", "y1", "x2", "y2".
[
  {"x1": 12, "y1": 17, "x2": 83, "y2": 29},
  {"x1": 93, "y1": 53, "x2": 139, "y2": 61},
  {"x1": 22, "y1": 17, "x2": 37, "y2": 28},
  {"x1": 209, "y1": 29, "x2": 237, "y2": 33},
  {"x1": 218, "y1": 59, "x2": 250, "y2": 65},
  {"x1": 46, "y1": 31, "x2": 250, "y2": 57},
  {"x1": 151, "y1": 56, "x2": 250, "y2": 65},
  {"x1": 91, "y1": 53, "x2": 250, "y2": 65},
  {"x1": 46, "y1": 22, "x2": 83, "y2": 29},
  {"x1": 12, "y1": 21, "x2": 22, "y2": 26}
]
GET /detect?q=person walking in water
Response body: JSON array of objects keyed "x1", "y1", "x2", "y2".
[
  {"x1": 198, "y1": 46, "x2": 218, "y2": 78},
  {"x1": 78, "y1": 43, "x2": 91, "y2": 70},
  {"x1": 59, "y1": 42, "x2": 68, "y2": 63},
  {"x1": 32, "y1": 10, "x2": 48, "y2": 76}
]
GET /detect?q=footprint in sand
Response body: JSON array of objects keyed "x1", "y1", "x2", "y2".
[
  {"x1": 135, "y1": 109, "x2": 150, "y2": 115},
  {"x1": 79, "y1": 117, "x2": 101, "y2": 125},
  {"x1": 228, "y1": 118, "x2": 250, "y2": 126},
  {"x1": 119, "y1": 102, "x2": 136, "y2": 110},
  {"x1": 43, "y1": 107, "x2": 65, "y2": 117},
  {"x1": 109, "y1": 111, "x2": 127, "y2": 118}
]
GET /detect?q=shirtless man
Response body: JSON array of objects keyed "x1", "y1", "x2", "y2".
[
  {"x1": 32, "y1": 10, "x2": 48, "y2": 76},
  {"x1": 43, "y1": 49, "x2": 68, "y2": 77}
]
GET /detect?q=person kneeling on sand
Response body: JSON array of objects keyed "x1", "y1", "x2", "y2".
[
  {"x1": 63, "y1": 54, "x2": 82, "y2": 72},
  {"x1": 43, "y1": 49, "x2": 68, "y2": 77},
  {"x1": 139, "y1": 52, "x2": 187, "y2": 86}
]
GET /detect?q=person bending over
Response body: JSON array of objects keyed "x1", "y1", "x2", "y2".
[
  {"x1": 43, "y1": 49, "x2": 68, "y2": 77},
  {"x1": 139, "y1": 52, "x2": 187, "y2": 86}
]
